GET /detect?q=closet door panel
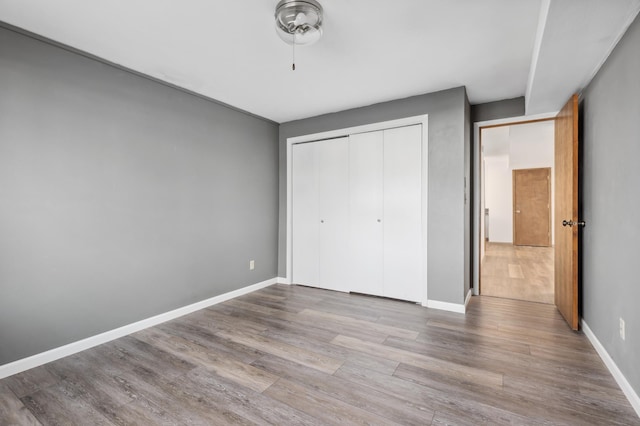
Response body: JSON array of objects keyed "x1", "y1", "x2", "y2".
[
  {"x1": 292, "y1": 142, "x2": 320, "y2": 287},
  {"x1": 383, "y1": 125, "x2": 423, "y2": 302},
  {"x1": 318, "y1": 137, "x2": 350, "y2": 292},
  {"x1": 349, "y1": 131, "x2": 384, "y2": 296}
]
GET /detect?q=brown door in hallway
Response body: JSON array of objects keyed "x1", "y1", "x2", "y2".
[
  {"x1": 513, "y1": 167, "x2": 551, "y2": 246},
  {"x1": 555, "y1": 94, "x2": 580, "y2": 330}
]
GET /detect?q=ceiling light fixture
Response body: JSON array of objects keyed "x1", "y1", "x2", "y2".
[{"x1": 275, "y1": 0, "x2": 323, "y2": 70}]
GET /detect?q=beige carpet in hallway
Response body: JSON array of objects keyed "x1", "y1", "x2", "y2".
[{"x1": 481, "y1": 242, "x2": 554, "y2": 304}]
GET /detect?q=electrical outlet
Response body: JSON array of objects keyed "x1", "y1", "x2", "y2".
[
  {"x1": 620, "y1": 317, "x2": 625, "y2": 341},
  {"x1": 249, "y1": 260, "x2": 255, "y2": 270}
]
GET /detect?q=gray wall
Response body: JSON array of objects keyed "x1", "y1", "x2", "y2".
[
  {"x1": 471, "y1": 97, "x2": 525, "y2": 123},
  {"x1": 278, "y1": 87, "x2": 469, "y2": 305},
  {"x1": 581, "y1": 13, "x2": 640, "y2": 397},
  {"x1": 0, "y1": 26, "x2": 279, "y2": 365}
]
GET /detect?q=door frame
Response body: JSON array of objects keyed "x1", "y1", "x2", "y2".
[
  {"x1": 473, "y1": 112, "x2": 557, "y2": 296},
  {"x1": 285, "y1": 114, "x2": 429, "y2": 304}
]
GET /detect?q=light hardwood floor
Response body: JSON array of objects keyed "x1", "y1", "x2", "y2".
[
  {"x1": 1, "y1": 284, "x2": 637, "y2": 425},
  {"x1": 481, "y1": 242, "x2": 555, "y2": 304}
]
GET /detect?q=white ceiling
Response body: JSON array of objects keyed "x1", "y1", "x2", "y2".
[
  {"x1": 483, "y1": 120, "x2": 554, "y2": 158},
  {"x1": 1, "y1": 0, "x2": 639, "y2": 123}
]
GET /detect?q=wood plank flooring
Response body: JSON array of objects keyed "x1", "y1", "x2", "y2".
[
  {"x1": 1, "y1": 284, "x2": 638, "y2": 425},
  {"x1": 482, "y1": 242, "x2": 555, "y2": 304}
]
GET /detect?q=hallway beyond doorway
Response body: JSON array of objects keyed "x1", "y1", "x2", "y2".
[{"x1": 481, "y1": 243, "x2": 554, "y2": 304}]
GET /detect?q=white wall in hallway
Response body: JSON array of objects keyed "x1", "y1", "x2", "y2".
[{"x1": 484, "y1": 155, "x2": 513, "y2": 243}]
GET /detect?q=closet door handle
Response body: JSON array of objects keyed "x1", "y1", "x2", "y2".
[{"x1": 377, "y1": 219, "x2": 381, "y2": 223}]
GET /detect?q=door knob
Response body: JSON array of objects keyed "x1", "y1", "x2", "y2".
[
  {"x1": 515, "y1": 210, "x2": 521, "y2": 213},
  {"x1": 562, "y1": 219, "x2": 586, "y2": 227}
]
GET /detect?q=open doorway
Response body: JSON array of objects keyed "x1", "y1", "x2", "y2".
[{"x1": 479, "y1": 120, "x2": 555, "y2": 304}]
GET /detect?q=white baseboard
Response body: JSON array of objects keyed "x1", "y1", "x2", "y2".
[
  {"x1": 0, "y1": 277, "x2": 277, "y2": 380},
  {"x1": 464, "y1": 289, "x2": 472, "y2": 310},
  {"x1": 423, "y1": 299, "x2": 466, "y2": 314},
  {"x1": 582, "y1": 320, "x2": 640, "y2": 417},
  {"x1": 276, "y1": 276, "x2": 291, "y2": 284}
]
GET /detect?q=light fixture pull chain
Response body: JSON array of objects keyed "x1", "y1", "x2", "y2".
[{"x1": 292, "y1": 32, "x2": 296, "y2": 71}]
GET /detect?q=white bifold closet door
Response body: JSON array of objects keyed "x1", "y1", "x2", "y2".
[
  {"x1": 292, "y1": 141, "x2": 320, "y2": 288},
  {"x1": 349, "y1": 125, "x2": 423, "y2": 302},
  {"x1": 348, "y1": 131, "x2": 384, "y2": 296},
  {"x1": 292, "y1": 137, "x2": 349, "y2": 292},
  {"x1": 382, "y1": 125, "x2": 423, "y2": 301},
  {"x1": 293, "y1": 126, "x2": 422, "y2": 302}
]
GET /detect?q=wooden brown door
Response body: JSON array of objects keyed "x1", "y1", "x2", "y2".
[
  {"x1": 513, "y1": 168, "x2": 551, "y2": 246},
  {"x1": 554, "y1": 94, "x2": 580, "y2": 330}
]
